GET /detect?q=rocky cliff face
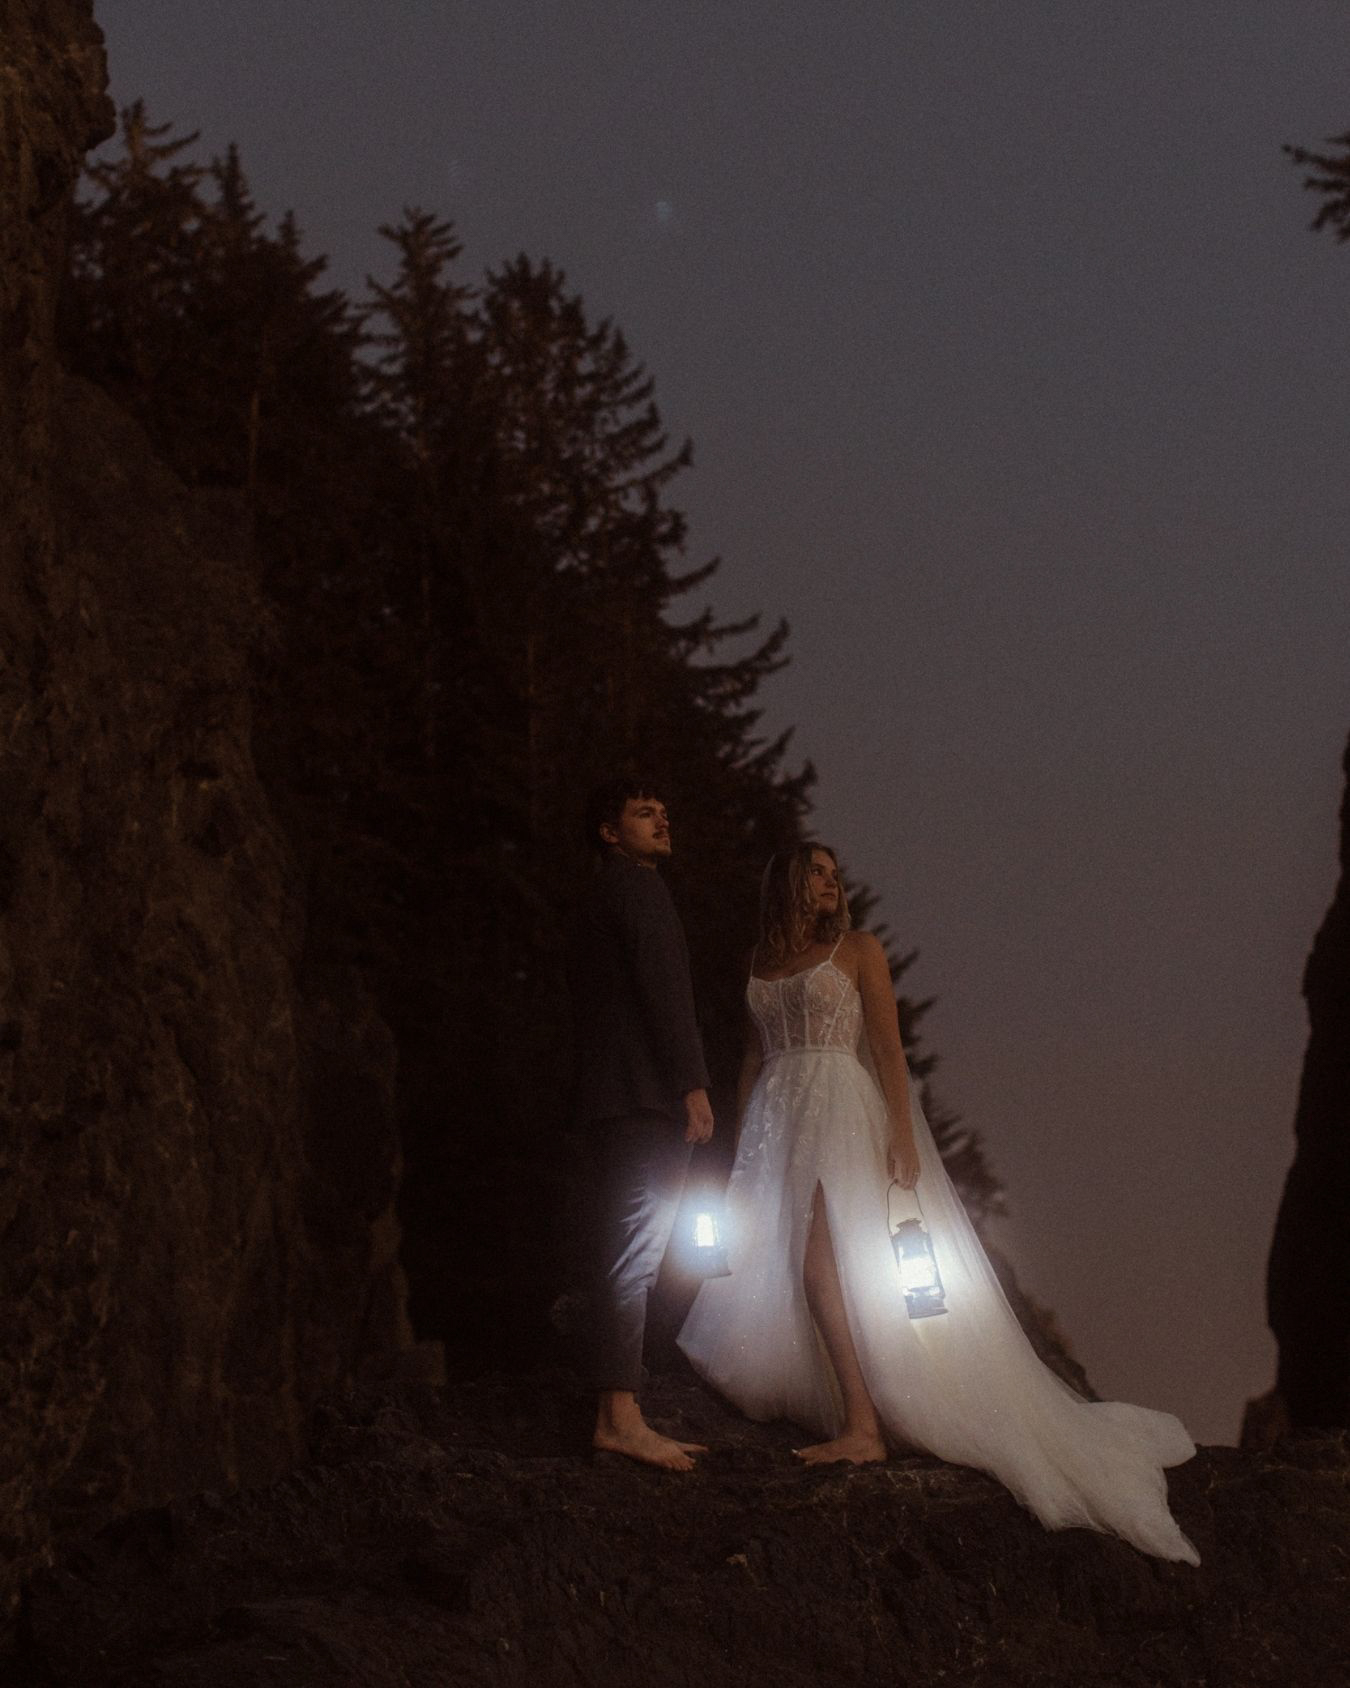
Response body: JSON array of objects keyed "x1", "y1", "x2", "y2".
[
  {"x1": 1263, "y1": 734, "x2": 1350, "y2": 1432},
  {"x1": 0, "y1": 0, "x2": 418, "y2": 1619},
  {"x1": 9, "y1": 1371, "x2": 1350, "y2": 1688}
]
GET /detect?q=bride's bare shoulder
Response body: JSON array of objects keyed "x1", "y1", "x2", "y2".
[{"x1": 839, "y1": 929, "x2": 886, "y2": 978}]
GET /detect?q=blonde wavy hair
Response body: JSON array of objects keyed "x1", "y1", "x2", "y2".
[{"x1": 758, "y1": 843, "x2": 851, "y2": 970}]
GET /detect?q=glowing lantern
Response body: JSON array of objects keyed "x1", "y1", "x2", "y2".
[
  {"x1": 689, "y1": 1205, "x2": 730, "y2": 1279},
  {"x1": 888, "y1": 1185, "x2": 947, "y2": 1320}
]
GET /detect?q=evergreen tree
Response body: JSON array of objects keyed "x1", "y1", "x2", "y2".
[
  {"x1": 1285, "y1": 129, "x2": 1350, "y2": 240},
  {"x1": 62, "y1": 101, "x2": 209, "y2": 451},
  {"x1": 366, "y1": 209, "x2": 498, "y2": 794},
  {"x1": 470, "y1": 257, "x2": 695, "y2": 817}
]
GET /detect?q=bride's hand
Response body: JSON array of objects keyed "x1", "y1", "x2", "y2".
[{"x1": 888, "y1": 1133, "x2": 920, "y2": 1190}]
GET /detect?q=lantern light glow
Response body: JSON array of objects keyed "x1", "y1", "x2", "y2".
[
  {"x1": 897, "y1": 1249, "x2": 939, "y2": 1294},
  {"x1": 688, "y1": 1203, "x2": 731, "y2": 1278},
  {"x1": 887, "y1": 1184, "x2": 948, "y2": 1321}
]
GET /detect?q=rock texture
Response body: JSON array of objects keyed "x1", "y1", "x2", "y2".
[
  {"x1": 1263, "y1": 734, "x2": 1350, "y2": 1433},
  {"x1": 0, "y1": 0, "x2": 418, "y2": 1621},
  {"x1": 8, "y1": 1369, "x2": 1350, "y2": 1688}
]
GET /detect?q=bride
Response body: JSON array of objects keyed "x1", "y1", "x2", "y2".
[{"x1": 677, "y1": 844, "x2": 1200, "y2": 1565}]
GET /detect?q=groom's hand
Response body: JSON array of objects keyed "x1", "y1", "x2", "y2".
[{"x1": 683, "y1": 1088, "x2": 714, "y2": 1145}]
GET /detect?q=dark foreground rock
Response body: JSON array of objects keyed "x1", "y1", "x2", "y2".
[
  {"x1": 8, "y1": 1368, "x2": 1349, "y2": 1688},
  {"x1": 1263, "y1": 731, "x2": 1350, "y2": 1434}
]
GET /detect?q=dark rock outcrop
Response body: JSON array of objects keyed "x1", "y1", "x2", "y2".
[
  {"x1": 0, "y1": 0, "x2": 419, "y2": 1620},
  {"x1": 1259, "y1": 734, "x2": 1350, "y2": 1435},
  {"x1": 9, "y1": 1369, "x2": 1350, "y2": 1688}
]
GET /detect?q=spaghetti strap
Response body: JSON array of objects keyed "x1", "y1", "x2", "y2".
[{"x1": 827, "y1": 934, "x2": 845, "y2": 964}]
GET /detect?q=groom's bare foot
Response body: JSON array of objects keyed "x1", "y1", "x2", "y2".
[
  {"x1": 593, "y1": 1389, "x2": 707, "y2": 1472},
  {"x1": 592, "y1": 1422, "x2": 708, "y2": 1471},
  {"x1": 794, "y1": 1429, "x2": 887, "y2": 1466}
]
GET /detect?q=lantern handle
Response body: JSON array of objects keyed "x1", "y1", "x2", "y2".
[{"x1": 886, "y1": 1178, "x2": 928, "y2": 1232}]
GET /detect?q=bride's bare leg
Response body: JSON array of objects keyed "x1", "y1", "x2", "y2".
[{"x1": 796, "y1": 1185, "x2": 887, "y2": 1465}]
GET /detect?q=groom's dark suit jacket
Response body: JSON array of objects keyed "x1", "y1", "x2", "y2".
[{"x1": 570, "y1": 850, "x2": 710, "y2": 1126}]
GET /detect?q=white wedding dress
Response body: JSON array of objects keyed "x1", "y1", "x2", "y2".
[{"x1": 676, "y1": 946, "x2": 1200, "y2": 1565}]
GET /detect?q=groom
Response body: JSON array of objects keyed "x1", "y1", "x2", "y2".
[{"x1": 572, "y1": 774, "x2": 714, "y2": 1470}]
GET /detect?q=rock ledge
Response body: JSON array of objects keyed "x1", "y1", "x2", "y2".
[{"x1": 11, "y1": 1368, "x2": 1350, "y2": 1688}]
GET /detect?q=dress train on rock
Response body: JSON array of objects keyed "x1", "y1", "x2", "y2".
[{"x1": 676, "y1": 956, "x2": 1199, "y2": 1565}]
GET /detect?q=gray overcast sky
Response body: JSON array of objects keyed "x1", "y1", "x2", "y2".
[{"x1": 97, "y1": 1, "x2": 1350, "y2": 1443}]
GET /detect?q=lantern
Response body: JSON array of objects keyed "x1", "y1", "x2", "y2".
[
  {"x1": 689, "y1": 1205, "x2": 731, "y2": 1279},
  {"x1": 888, "y1": 1184, "x2": 947, "y2": 1320}
]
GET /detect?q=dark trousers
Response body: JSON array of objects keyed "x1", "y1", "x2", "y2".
[{"x1": 591, "y1": 1111, "x2": 692, "y2": 1393}]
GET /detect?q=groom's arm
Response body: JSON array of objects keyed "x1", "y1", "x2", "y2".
[{"x1": 611, "y1": 868, "x2": 710, "y2": 1100}]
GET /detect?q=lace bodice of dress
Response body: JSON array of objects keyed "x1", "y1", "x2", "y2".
[{"x1": 747, "y1": 957, "x2": 862, "y2": 1058}]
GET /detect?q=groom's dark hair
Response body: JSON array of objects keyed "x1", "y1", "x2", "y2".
[{"x1": 584, "y1": 772, "x2": 664, "y2": 853}]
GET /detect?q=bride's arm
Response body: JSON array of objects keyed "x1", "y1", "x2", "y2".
[{"x1": 855, "y1": 933, "x2": 921, "y2": 1188}]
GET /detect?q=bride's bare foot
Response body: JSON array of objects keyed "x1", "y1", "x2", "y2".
[
  {"x1": 593, "y1": 1422, "x2": 707, "y2": 1471},
  {"x1": 794, "y1": 1429, "x2": 887, "y2": 1466}
]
